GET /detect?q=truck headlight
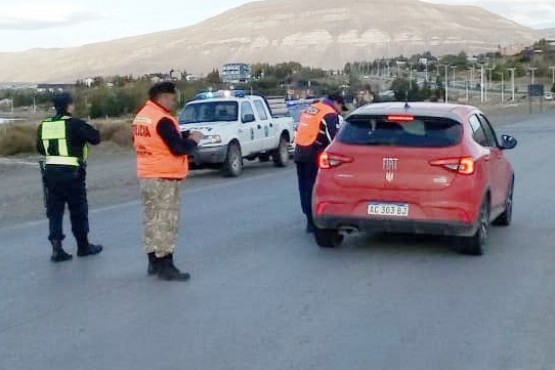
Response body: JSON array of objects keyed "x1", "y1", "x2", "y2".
[{"x1": 203, "y1": 135, "x2": 222, "y2": 144}]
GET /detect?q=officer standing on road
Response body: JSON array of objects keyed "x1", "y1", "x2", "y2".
[
  {"x1": 37, "y1": 93, "x2": 104, "y2": 262},
  {"x1": 132, "y1": 82, "x2": 203, "y2": 282},
  {"x1": 294, "y1": 93, "x2": 348, "y2": 233}
]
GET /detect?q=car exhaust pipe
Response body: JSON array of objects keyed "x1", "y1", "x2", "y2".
[{"x1": 339, "y1": 226, "x2": 359, "y2": 235}]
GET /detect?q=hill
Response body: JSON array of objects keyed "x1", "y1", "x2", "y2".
[{"x1": 0, "y1": 0, "x2": 541, "y2": 83}]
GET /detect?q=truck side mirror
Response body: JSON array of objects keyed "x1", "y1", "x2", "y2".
[{"x1": 242, "y1": 114, "x2": 256, "y2": 123}]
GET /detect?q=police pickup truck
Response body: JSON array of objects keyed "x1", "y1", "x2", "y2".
[{"x1": 178, "y1": 90, "x2": 295, "y2": 177}]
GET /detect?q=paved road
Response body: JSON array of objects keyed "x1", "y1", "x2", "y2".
[{"x1": 1, "y1": 114, "x2": 555, "y2": 370}]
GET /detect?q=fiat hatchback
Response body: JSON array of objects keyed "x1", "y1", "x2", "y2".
[{"x1": 312, "y1": 103, "x2": 517, "y2": 255}]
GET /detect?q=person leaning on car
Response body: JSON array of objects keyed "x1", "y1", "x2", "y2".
[{"x1": 294, "y1": 93, "x2": 348, "y2": 233}]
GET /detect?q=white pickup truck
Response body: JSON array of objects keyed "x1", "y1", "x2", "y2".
[{"x1": 178, "y1": 90, "x2": 295, "y2": 177}]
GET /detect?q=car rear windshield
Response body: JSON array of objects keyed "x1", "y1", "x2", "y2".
[
  {"x1": 338, "y1": 115, "x2": 462, "y2": 148},
  {"x1": 180, "y1": 102, "x2": 239, "y2": 124}
]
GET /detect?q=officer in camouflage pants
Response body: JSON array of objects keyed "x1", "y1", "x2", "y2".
[{"x1": 132, "y1": 82, "x2": 202, "y2": 281}]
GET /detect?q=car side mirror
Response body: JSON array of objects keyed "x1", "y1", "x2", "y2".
[
  {"x1": 500, "y1": 134, "x2": 517, "y2": 150},
  {"x1": 242, "y1": 114, "x2": 256, "y2": 123}
]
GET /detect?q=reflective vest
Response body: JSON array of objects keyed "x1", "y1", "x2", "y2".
[
  {"x1": 294, "y1": 102, "x2": 337, "y2": 147},
  {"x1": 132, "y1": 100, "x2": 188, "y2": 180},
  {"x1": 41, "y1": 116, "x2": 87, "y2": 167}
]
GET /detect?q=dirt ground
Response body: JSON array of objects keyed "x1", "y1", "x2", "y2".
[{"x1": 0, "y1": 103, "x2": 553, "y2": 230}]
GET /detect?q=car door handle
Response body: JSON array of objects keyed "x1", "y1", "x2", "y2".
[
  {"x1": 257, "y1": 125, "x2": 262, "y2": 129},
  {"x1": 269, "y1": 123, "x2": 274, "y2": 128},
  {"x1": 238, "y1": 129, "x2": 244, "y2": 133}
]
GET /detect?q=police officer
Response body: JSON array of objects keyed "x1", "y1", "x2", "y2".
[
  {"x1": 132, "y1": 82, "x2": 203, "y2": 282},
  {"x1": 294, "y1": 93, "x2": 348, "y2": 233},
  {"x1": 37, "y1": 93, "x2": 103, "y2": 262}
]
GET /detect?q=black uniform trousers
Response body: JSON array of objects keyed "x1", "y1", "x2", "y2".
[
  {"x1": 43, "y1": 165, "x2": 89, "y2": 244},
  {"x1": 296, "y1": 159, "x2": 319, "y2": 224}
]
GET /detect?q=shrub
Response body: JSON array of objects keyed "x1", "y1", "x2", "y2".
[
  {"x1": 95, "y1": 119, "x2": 132, "y2": 148},
  {"x1": 0, "y1": 123, "x2": 37, "y2": 156}
]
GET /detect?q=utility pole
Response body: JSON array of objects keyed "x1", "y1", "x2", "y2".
[
  {"x1": 485, "y1": 66, "x2": 494, "y2": 102},
  {"x1": 549, "y1": 66, "x2": 555, "y2": 85},
  {"x1": 465, "y1": 77, "x2": 469, "y2": 102},
  {"x1": 507, "y1": 68, "x2": 516, "y2": 102},
  {"x1": 443, "y1": 65, "x2": 449, "y2": 103},
  {"x1": 450, "y1": 66, "x2": 457, "y2": 87},
  {"x1": 529, "y1": 67, "x2": 538, "y2": 84},
  {"x1": 486, "y1": 67, "x2": 495, "y2": 89},
  {"x1": 497, "y1": 72, "x2": 505, "y2": 103},
  {"x1": 480, "y1": 64, "x2": 485, "y2": 103}
]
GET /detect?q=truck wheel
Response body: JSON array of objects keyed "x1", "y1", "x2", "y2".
[
  {"x1": 222, "y1": 142, "x2": 242, "y2": 177},
  {"x1": 272, "y1": 136, "x2": 290, "y2": 168}
]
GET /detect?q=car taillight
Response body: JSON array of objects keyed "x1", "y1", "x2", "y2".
[
  {"x1": 386, "y1": 115, "x2": 415, "y2": 122},
  {"x1": 430, "y1": 157, "x2": 475, "y2": 175},
  {"x1": 319, "y1": 152, "x2": 353, "y2": 169}
]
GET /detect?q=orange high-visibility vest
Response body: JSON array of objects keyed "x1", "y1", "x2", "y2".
[
  {"x1": 295, "y1": 102, "x2": 337, "y2": 147},
  {"x1": 132, "y1": 100, "x2": 188, "y2": 179}
]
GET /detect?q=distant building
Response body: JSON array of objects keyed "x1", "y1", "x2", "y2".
[
  {"x1": 36, "y1": 84, "x2": 73, "y2": 93},
  {"x1": 221, "y1": 63, "x2": 250, "y2": 84}
]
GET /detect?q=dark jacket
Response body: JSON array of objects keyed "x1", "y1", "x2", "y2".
[
  {"x1": 37, "y1": 114, "x2": 101, "y2": 161},
  {"x1": 294, "y1": 99, "x2": 340, "y2": 163}
]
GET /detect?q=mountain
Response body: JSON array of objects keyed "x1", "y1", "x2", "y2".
[{"x1": 0, "y1": 0, "x2": 542, "y2": 83}]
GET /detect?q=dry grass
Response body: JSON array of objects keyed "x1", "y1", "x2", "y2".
[
  {"x1": 0, "y1": 123, "x2": 37, "y2": 156},
  {"x1": 0, "y1": 118, "x2": 134, "y2": 157},
  {"x1": 94, "y1": 118, "x2": 133, "y2": 148}
]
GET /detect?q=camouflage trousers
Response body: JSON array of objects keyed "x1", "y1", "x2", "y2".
[{"x1": 139, "y1": 178, "x2": 181, "y2": 258}]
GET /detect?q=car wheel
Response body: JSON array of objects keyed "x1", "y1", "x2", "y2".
[
  {"x1": 315, "y1": 228, "x2": 344, "y2": 249},
  {"x1": 222, "y1": 142, "x2": 242, "y2": 177},
  {"x1": 272, "y1": 136, "x2": 290, "y2": 168},
  {"x1": 493, "y1": 177, "x2": 514, "y2": 227},
  {"x1": 459, "y1": 200, "x2": 490, "y2": 256},
  {"x1": 258, "y1": 153, "x2": 271, "y2": 162}
]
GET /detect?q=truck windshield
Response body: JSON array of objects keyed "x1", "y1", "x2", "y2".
[{"x1": 180, "y1": 102, "x2": 239, "y2": 124}]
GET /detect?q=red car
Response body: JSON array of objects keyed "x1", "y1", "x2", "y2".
[{"x1": 312, "y1": 103, "x2": 517, "y2": 255}]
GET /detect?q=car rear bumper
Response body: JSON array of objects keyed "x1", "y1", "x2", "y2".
[
  {"x1": 314, "y1": 215, "x2": 478, "y2": 237},
  {"x1": 190, "y1": 145, "x2": 228, "y2": 165}
]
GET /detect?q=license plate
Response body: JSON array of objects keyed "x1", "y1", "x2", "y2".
[{"x1": 368, "y1": 203, "x2": 409, "y2": 217}]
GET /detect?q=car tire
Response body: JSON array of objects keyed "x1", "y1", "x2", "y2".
[
  {"x1": 493, "y1": 177, "x2": 514, "y2": 227},
  {"x1": 259, "y1": 153, "x2": 271, "y2": 163},
  {"x1": 315, "y1": 228, "x2": 344, "y2": 249},
  {"x1": 272, "y1": 136, "x2": 290, "y2": 168},
  {"x1": 459, "y1": 200, "x2": 490, "y2": 256},
  {"x1": 222, "y1": 142, "x2": 242, "y2": 177}
]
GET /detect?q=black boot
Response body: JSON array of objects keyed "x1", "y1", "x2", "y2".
[
  {"x1": 157, "y1": 254, "x2": 190, "y2": 282},
  {"x1": 50, "y1": 240, "x2": 73, "y2": 263},
  {"x1": 77, "y1": 239, "x2": 103, "y2": 257},
  {"x1": 147, "y1": 252, "x2": 159, "y2": 276}
]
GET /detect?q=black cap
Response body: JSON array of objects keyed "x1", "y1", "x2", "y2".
[
  {"x1": 149, "y1": 82, "x2": 177, "y2": 100},
  {"x1": 52, "y1": 92, "x2": 74, "y2": 113},
  {"x1": 327, "y1": 93, "x2": 349, "y2": 112}
]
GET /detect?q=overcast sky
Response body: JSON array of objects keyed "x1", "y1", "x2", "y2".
[{"x1": 0, "y1": 0, "x2": 553, "y2": 52}]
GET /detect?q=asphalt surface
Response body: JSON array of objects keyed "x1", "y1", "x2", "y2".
[{"x1": 1, "y1": 113, "x2": 555, "y2": 370}]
